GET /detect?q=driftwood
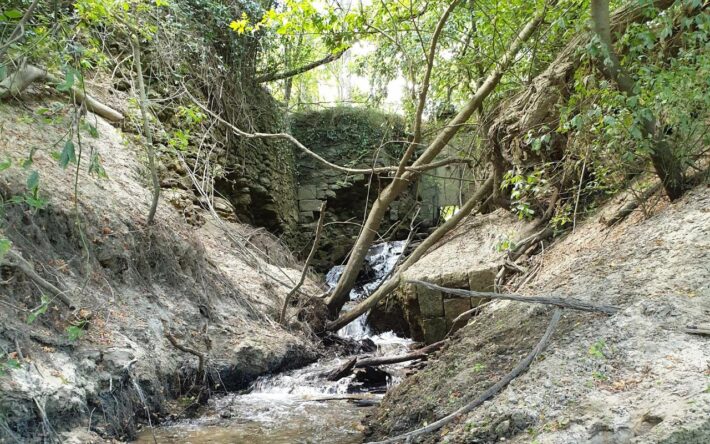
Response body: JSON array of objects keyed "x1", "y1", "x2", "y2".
[
  {"x1": 367, "y1": 309, "x2": 562, "y2": 444},
  {"x1": 355, "y1": 340, "x2": 446, "y2": 368},
  {"x1": 408, "y1": 280, "x2": 619, "y2": 314},
  {"x1": 327, "y1": 357, "x2": 357, "y2": 381},
  {"x1": 5, "y1": 250, "x2": 76, "y2": 310},
  {"x1": 0, "y1": 64, "x2": 124, "y2": 122}
]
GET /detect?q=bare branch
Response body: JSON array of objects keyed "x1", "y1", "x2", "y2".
[
  {"x1": 255, "y1": 48, "x2": 348, "y2": 83},
  {"x1": 279, "y1": 201, "x2": 326, "y2": 325},
  {"x1": 408, "y1": 280, "x2": 619, "y2": 314}
]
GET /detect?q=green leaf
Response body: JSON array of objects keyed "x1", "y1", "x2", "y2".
[
  {"x1": 0, "y1": 158, "x2": 11, "y2": 172},
  {"x1": 3, "y1": 9, "x2": 23, "y2": 19},
  {"x1": 0, "y1": 238, "x2": 11, "y2": 262},
  {"x1": 88, "y1": 152, "x2": 107, "y2": 178},
  {"x1": 5, "y1": 358, "x2": 20, "y2": 369},
  {"x1": 55, "y1": 69, "x2": 75, "y2": 92},
  {"x1": 26, "y1": 297, "x2": 49, "y2": 325},
  {"x1": 26, "y1": 170, "x2": 39, "y2": 191},
  {"x1": 66, "y1": 325, "x2": 85, "y2": 341},
  {"x1": 59, "y1": 140, "x2": 76, "y2": 169}
]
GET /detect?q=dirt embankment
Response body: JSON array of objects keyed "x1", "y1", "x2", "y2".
[
  {"x1": 0, "y1": 100, "x2": 321, "y2": 442},
  {"x1": 366, "y1": 185, "x2": 710, "y2": 443}
]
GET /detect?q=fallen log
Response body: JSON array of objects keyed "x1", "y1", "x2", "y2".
[
  {"x1": 367, "y1": 309, "x2": 562, "y2": 444},
  {"x1": 354, "y1": 340, "x2": 446, "y2": 368},
  {"x1": 0, "y1": 64, "x2": 124, "y2": 122},
  {"x1": 408, "y1": 280, "x2": 619, "y2": 314},
  {"x1": 326, "y1": 357, "x2": 357, "y2": 381}
]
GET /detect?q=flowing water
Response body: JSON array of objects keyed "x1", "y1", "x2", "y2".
[{"x1": 135, "y1": 241, "x2": 411, "y2": 444}]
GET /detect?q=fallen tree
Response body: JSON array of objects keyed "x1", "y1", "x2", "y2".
[{"x1": 0, "y1": 64, "x2": 124, "y2": 122}]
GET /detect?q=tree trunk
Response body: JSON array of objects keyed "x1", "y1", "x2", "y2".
[
  {"x1": 325, "y1": 5, "x2": 554, "y2": 316},
  {"x1": 590, "y1": 0, "x2": 685, "y2": 200}
]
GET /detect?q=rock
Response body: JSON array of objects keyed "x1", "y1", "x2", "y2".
[
  {"x1": 444, "y1": 298, "x2": 472, "y2": 329},
  {"x1": 418, "y1": 287, "x2": 444, "y2": 317},
  {"x1": 494, "y1": 420, "x2": 511, "y2": 436},
  {"x1": 102, "y1": 348, "x2": 135, "y2": 372},
  {"x1": 420, "y1": 317, "x2": 447, "y2": 344},
  {"x1": 299, "y1": 199, "x2": 323, "y2": 212},
  {"x1": 298, "y1": 185, "x2": 317, "y2": 200}
]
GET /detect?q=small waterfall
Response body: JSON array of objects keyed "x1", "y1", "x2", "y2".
[{"x1": 327, "y1": 241, "x2": 407, "y2": 340}]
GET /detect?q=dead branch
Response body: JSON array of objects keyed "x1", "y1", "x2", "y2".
[
  {"x1": 408, "y1": 280, "x2": 619, "y2": 314},
  {"x1": 326, "y1": 357, "x2": 357, "y2": 381},
  {"x1": 279, "y1": 201, "x2": 326, "y2": 325},
  {"x1": 367, "y1": 309, "x2": 562, "y2": 444},
  {"x1": 4, "y1": 250, "x2": 76, "y2": 310},
  {"x1": 184, "y1": 87, "x2": 472, "y2": 176},
  {"x1": 0, "y1": 64, "x2": 124, "y2": 122},
  {"x1": 684, "y1": 325, "x2": 710, "y2": 337},
  {"x1": 255, "y1": 48, "x2": 348, "y2": 83},
  {"x1": 162, "y1": 322, "x2": 206, "y2": 374},
  {"x1": 355, "y1": 340, "x2": 446, "y2": 368},
  {"x1": 0, "y1": 0, "x2": 40, "y2": 58}
]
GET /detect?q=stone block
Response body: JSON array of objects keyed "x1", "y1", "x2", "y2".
[
  {"x1": 421, "y1": 317, "x2": 447, "y2": 344},
  {"x1": 468, "y1": 266, "x2": 498, "y2": 292},
  {"x1": 299, "y1": 211, "x2": 314, "y2": 222},
  {"x1": 299, "y1": 199, "x2": 323, "y2": 212},
  {"x1": 444, "y1": 298, "x2": 472, "y2": 330},
  {"x1": 297, "y1": 185, "x2": 318, "y2": 200},
  {"x1": 417, "y1": 287, "x2": 444, "y2": 317}
]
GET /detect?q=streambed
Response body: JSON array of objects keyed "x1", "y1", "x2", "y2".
[{"x1": 136, "y1": 242, "x2": 411, "y2": 443}]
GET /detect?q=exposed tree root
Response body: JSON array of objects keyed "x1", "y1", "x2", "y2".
[
  {"x1": 4, "y1": 250, "x2": 76, "y2": 310},
  {"x1": 162, "y1": 321, "x2": 206, "y2": 374},
  {"x1": 408, "y1": 280, "x2": 619, "y2": 314},
  {"x1": 0, "y1": 64, "x2": 124, "y2": 122},
  {"x1": 367, "y1": 309, "x2": 562, "y2": 443}
]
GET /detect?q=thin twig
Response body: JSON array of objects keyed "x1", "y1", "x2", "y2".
[{"x1": 279, "y1": 202, "x2": 326, "y2": 325}]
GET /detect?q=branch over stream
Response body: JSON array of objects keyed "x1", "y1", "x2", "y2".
[{"x1": 407, "y1": 280, "x2": 619, "y2": 314}]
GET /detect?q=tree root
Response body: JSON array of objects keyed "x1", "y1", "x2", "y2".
[
  {"x1": 162, "y1": 321, "x2": 206, "y2": 374},
  {"x1": 367, "y1": 309, "x2": 562, "y2": 444},
  {"x1": 408, "y1": 280, "x2": 619, "y2": 314},
  {"x1": 0, "y1": 64, "x2": 124, "y2": 122},
  {"x1": 4, "y1": 250, "x2": 76, "y2": 310}
]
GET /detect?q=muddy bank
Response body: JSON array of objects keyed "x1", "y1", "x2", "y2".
[
  {"x1": 366, "y1": 186, "x2": 710, "y2": 443},
  {"x1": 0, "y1": 105, "x2": 320, "y2": 442}
]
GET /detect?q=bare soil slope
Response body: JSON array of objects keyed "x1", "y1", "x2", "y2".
[
  {"x1": 0, "y1": 98, "x2": 320, "y2": 442},
  {"x1": 367, "y1": 185, "x2": 710, "y2": 443}
]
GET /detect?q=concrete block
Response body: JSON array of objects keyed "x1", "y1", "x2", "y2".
[
  {"x1": 421, "y1": 317, "x2": 447, "y2": 344},
  {"x1": 299, "y1": 199, "x2": 323, "y2": 212},
  {"x1": 418, "y1": 287, "x2": 444, "y2": 317}
]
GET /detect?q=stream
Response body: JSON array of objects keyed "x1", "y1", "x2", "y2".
[{"x1": 135, "y1": 241, "x2": 410, "y2": 443}]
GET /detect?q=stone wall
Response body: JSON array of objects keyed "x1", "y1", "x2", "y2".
[
  {"x1": 288, "y1": 106, "x2": 416, "y2": 270},
  {"x1": 215, "y1": 87, "x2": 300, "y2": 235},
  {"x1": 398, "y1": 209, "x2": 533, "y2": 343}
]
